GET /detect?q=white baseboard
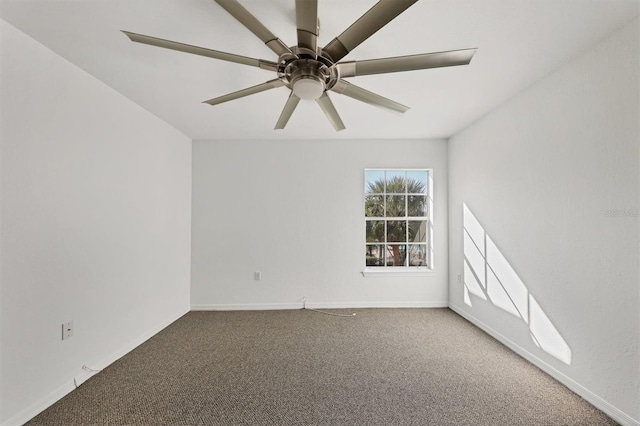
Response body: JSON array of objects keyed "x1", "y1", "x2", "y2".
[
  {"x1": 449, "y1": 303, "x2": 639, "y2": 426},
  {"x1": 72, "y1": 307, "x2": 188, "y2": 386},
  {"x1": 191, "y1": 302, "x2": 301, "y2": 311},
  {"x1": 191, "y1": 301, "x2": 449, "y2": 311},
  {"x1": 1, "y1": 381, "x2": 76, "y2": 426},
  {"x1": 2, "y1": 307, "x2": 189, "y2": 426},
  {"x1": 308, "y1": 301, "x2": 449, "y2": 309}
]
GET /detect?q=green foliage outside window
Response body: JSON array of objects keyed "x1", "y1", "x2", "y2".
[{"x1": 365, "y1": 171, "x2": 430, "y2": 268}]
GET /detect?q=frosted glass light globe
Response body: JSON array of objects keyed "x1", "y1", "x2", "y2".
[{"x1": 292, "y1": 78, "x2": 324, "y2": 100}]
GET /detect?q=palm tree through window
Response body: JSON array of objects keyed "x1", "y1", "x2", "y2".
[{"x1": 365, "y1": 169, "x2": 432, "y2": 269}]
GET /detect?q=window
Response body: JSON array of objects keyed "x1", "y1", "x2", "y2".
[{"x1": 364, "y1": 169, "x2": 433, "y2": 271}]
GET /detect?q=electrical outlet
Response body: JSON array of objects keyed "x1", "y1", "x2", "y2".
[
  {"x1": 457, "y1": 274, "x2": 462, "y2": 283},
  {"x1": 254, "y1": 271, "x2": 261, "y2": 281},
  {"x1": 62, "y1": 321, "x2": 73, "y2": 340}
]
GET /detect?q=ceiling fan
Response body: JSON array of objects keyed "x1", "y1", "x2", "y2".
[{"x1": 123, "y1": 0, "x2": 476, "y2": 131}]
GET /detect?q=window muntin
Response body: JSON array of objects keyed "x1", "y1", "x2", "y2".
[{"x1": 364, "y1": 169, "x2": 432, "y2": 269}]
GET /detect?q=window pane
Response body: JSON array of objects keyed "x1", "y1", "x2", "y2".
[
  {"x1": 364, "y1": 169, "x2": 432, "y2": 270},
  {"x1": 386, "y1": 244, "x2": 407, "y2": 266},
  {"x1": 407, "y1": 195, "x2": 427, "y2": 217},
  {"x1": 365, "y1": 245, "x2": 385, "y2": 267},
  {"x1": 386, "y1": 220, "x2": 406, "y2": 243},
  {"x1": 365, "y1": 170, "x2": 385, "y2": 194},
  {"x1": 408, "y1": 244, "x2": 428, "y2": 266},
  {"x1": 385, "y1": 171, "x2": 406, "y2": 193},
  {"x1": 407, "y1": 171, "x2": 428, "y2": 193},
  {"x1": 408, "y1": 220, "x2": 428, "y2": 242},
  {"x1": 366, "y1": 220, "x2": 385, "y2": 242},
  {"x1": 365, "y1": 194, "x2": 384, "y2": 217},
  {"x1": 385, "y1": 195, "x2": 405, "y2": 217}
]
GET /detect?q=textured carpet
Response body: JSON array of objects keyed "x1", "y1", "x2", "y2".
[{"x1": 27, "y1": 309, "x2": 617, "y2": 425}]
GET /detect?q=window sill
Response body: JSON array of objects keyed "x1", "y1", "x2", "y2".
[{"x1": 361, "y1": 269, "x2": 436, "y2": 278}]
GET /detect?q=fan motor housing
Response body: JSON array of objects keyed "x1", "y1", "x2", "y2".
[{"x1": 280, "y1": 58, "x2": 337, "y2": 99}]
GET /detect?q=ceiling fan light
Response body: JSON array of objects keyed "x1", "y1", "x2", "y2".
[{"x1": 292, "y1": 77, "x2": 324, "y2": 100}]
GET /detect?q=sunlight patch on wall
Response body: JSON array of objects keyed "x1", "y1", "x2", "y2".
[
  {"x1": 463, "y1": 203, "x2": 485, "y2": 256},
  {"x1": 463, "y1": 231, "x2": 486, "y2": 287},
  {"x1": 486, "y1": 235, "x2": 529, "y2": 323},
  {"x1": 463, "y1": 259, "x2": 487, "y2": 300},
  {"x1": 463, "y1": 284, "x2": 472, "y2": 306},
  {"x1": 486, "y1": 264, "x2": 522, "y2": 318},
  {"x1": 462, "y1": 203, "x2": 572, "y2": 365},
  {"x1": 529, "y1": 295, "x2": 572, "y2": 365}
]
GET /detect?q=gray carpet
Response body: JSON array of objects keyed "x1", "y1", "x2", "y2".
[{"x1": 27, "y1": 309, "x2": 617, "y2": 425}]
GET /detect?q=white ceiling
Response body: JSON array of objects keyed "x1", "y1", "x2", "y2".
[{"x1": 1, "y1": 0, "x2": 638, "y2": 140}]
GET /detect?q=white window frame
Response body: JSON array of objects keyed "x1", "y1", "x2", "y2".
[{"x1": 363, "y1": 168, "x2": 435, "y2": 277}]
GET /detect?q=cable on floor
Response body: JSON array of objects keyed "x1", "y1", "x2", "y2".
[
  {"x1": 82, "y1": 365, "x2": 102, "y2": 373},
  {"x1": 74, "y1": 365, "x2": 103, "y2": 389},
  {"x1": 301, "y1": 297, "x2": 356, "y2": 317}
]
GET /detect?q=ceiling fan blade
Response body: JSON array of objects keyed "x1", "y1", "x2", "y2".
[
  {"x1": 316, "y1": 92, "x2": 346, "y2": 131},
  {"x1": 274, "y1": 93, "x2": 301, "y2": 129},
  {"x1": 323, "y1": 0, "x2": 417, "y2": 63},
  {"x1": 296, "y1": 0, "x2": 318, "y2": 54},
  {"x1": 215, "y1": 0, "x2": 293, "y2": 57},
  {"x1": 203, "y1": 79, "x2": 284, "y2": 106},
  {"x1": 122, "y1": 31, "x2": 278, "y2": 71},
  {"x1": 336, "y1": 48, "x2": 477, "y2": 77},
  {"x1": 331, "y1": 80, "x2": 408, "y2": 114}
]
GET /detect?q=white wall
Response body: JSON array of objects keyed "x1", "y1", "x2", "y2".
[
  {"x1": 448, "y1": 18, "x2": 639, "y2": 425},
  {"x1": 0, "y1": 20, "x2": 192, "y2": 425},
  {"x1": 191, "y1": 139, "x2": 448, "y2": 309}
]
